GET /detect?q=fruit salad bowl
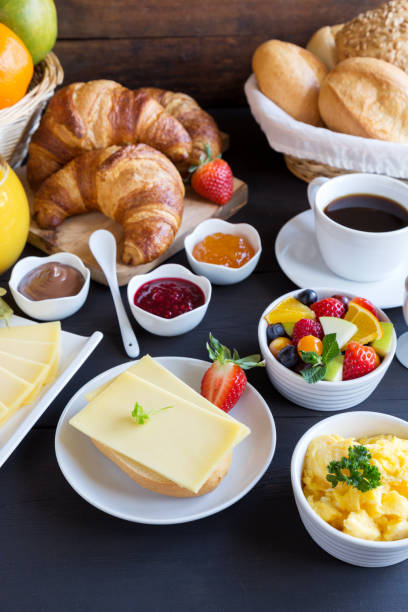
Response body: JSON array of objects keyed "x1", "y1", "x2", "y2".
[{"x1": 258, "y1": 288, "x2": 396, "y2": 411}]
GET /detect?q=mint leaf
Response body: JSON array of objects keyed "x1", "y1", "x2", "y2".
[
  {"x1": 300, "y1": 350, "x2": 322, "y2": 366},
  {"x1": 301, "y1": 364, "x2": 327, "y2": 384},
  {"x1": 321, "y1": 333, "x2": 341, "y2": 365}
]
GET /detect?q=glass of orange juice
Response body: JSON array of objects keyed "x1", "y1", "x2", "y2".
[{"x1": 0, "y1": 155, "x2": 30, "y2": 275}]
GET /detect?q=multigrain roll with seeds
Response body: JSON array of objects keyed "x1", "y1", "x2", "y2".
[{"x1": 336, "y1": 0, "x2": 408, "y2": 74}]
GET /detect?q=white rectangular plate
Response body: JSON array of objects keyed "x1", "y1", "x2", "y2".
[{"x1": 0, "y1": 315, "x2": 103, "y2": 468}]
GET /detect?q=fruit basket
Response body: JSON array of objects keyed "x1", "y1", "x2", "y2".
[
  {"x1": 244, "y1": 73, "x2": 408, "y2": 183},
  {"x1": 0, "y1": 51, "x2": 63, "y2": 168}
]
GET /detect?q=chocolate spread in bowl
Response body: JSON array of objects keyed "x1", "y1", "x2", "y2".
[{"x1": 18, "y1": 262, "x2": 85, "y2": 301}]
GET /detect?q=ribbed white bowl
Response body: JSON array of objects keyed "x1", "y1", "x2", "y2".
[
  {"x1": 258, "y1": 288, "x2": 396, "y2": 411},
  {"x1": 291, "y1": 411, "x2": 408, "y2": 567}
]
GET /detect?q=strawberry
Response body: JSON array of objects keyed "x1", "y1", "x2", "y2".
[
  {"x1": 310, "y1": 298, "x2": 346, "y2": 319},
  {"x1": 292, "y1": 318, "x2": 323, "y2": 346},
  {"x1": 201, "y1": 333, "x2": 264, "y2": 412},
  {"x1": 342, "y1": 342, "x2": 379, "y2": 381},
  {"x1": 349, "y1": 297, "x2": 378, "y2": 318},
  {"x1": 190, "y1": 144, "x2": 233, "y2": 205}
]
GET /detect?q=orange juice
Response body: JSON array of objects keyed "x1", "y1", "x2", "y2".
[{"x1": 0, "y1": 158, "x2": 29, "y2": 274}]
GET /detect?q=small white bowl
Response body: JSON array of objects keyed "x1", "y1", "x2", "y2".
[
  {"x1": 127, "y1": 263, "x2": 211, "y2": 337},
  {"x1": 258, "y1": 288, "x2": 396, "y2": 411},
  {"x1": 291, "y1": 411, "x2": 408, "y2": 567},
  {"x1": 184, "y1": 219, "x2": 262, "y2": 285},
  {"x1": 9, "y1": 253, "x2": 90, "y2": 321}
]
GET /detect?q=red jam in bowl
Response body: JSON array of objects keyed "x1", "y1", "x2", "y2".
[{"x1": 134, "y1": 277, "x2": 205, "y2": 319}]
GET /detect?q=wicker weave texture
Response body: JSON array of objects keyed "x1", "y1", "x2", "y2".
[{"x1": 0, "y1": 52, "x2": 63, "y2": 168}]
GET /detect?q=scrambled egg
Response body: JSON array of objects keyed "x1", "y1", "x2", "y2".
[{"x1": 302, "y1": 434, "x2": 408, "y2": 541}]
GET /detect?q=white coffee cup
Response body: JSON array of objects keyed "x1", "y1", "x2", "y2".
[{"x1": 307, "y1": 173, "x2": 408, "y2": 282}]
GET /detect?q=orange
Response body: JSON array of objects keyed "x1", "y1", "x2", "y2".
[
  {"x1": 265, "y1": 297, "x2": 315, "y2": 324},
  {"x1": 344, "y1": 302, "x2": 383, "y2": 345},
  {"x1": 0, "y1": 23, "x2": 33, "y2": 109}
]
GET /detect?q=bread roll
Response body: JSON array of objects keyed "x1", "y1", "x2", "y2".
[
  {"x1": 336, "y1": 0, "x2": 408, "y2": 73},
  {"x1": 252, "y1": 39, "x2": 328, "y2": 125},
  {"x1": 306, "y1": 24, "x2": 343, "y2": 70},
  {"x1": 92, "y1": 438, "x2": 232, "y2": 497},
  {"x1": 319, "y1": 56, "x2": 408, "y2": 142}
]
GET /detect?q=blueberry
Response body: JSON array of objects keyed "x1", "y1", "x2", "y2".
[
  {"x1": 331, "y1": 294, "x2": 350, "y2": 307},
  {"x1": 277, "y1": 344, "x2": 298, "y2": 369},
  {"x1": 297, "y1": 289, "x2": 318, "y2": 306},
  {"x1": 266, "y1": 323, "x2": 287, "y2": 344}
]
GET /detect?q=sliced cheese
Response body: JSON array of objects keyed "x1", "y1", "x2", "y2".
[
  {"x1": 0, "y1": 351, "x2": 51, "y2": 404},
  {"x1": 85, "y1": 355, "x2": 250, "y2": 443},
  {"x1": 0, "y1": 321, "x2": 60, "y2": 343},
  {"x1": 0, "y1": 366, "x2": 34, "y2": 424},
  {"x1": 70, "y1": 371, "x2": 243, "y2": 493},
  {"x1": 0, "y1": 338, "x2": 59, "y2": 379},
  {"x1": 0, "y1": 401, "x2": 8, "y2": 420}
]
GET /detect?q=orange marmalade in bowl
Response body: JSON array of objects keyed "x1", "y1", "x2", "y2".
[{"x1": 192, "y1": 232, "x2": 255, "y2": 268}]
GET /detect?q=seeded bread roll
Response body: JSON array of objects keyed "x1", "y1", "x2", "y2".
[
  {"x1": 336, "y1": 0, "x2": 408, "y2": 73},
  {"x1": 318, "y1": 56, "x2": 408, "y2": 143},
  {"x1": 306, "y1": 24, "x2": 344, "y2": 70},
  {"x1": 252, "y1": 39, "x2": 328, "y2": 125}
]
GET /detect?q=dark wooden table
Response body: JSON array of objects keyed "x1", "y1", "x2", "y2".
[{"x1": 1, "y1": 109, "x2": 407, "y2": 612}]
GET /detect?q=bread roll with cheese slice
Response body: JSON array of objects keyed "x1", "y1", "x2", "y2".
[
  {"x1": 252, "y1": 39, "x2": 328, "y2": 125},
  {"x1": 92, "y1": 439, "x2": 232, "y2": 497},
  {"x1": 319, "y1": 56, "x2": 408, "y2": 142}
]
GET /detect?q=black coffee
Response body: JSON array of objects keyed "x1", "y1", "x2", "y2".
[{"x1": 324, "y1": 193, "x2": 408, "y2": 232}]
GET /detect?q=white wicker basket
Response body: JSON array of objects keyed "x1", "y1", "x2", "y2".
[{"x1": 0, "y1": 52, "x2": 63, "y2": 168}]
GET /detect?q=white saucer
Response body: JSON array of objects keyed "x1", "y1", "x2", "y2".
[
  {"x1": 275, "y1": 210, "x2": 406, "y2": 309},
  {"x1": 55, "y1": 356, "x2": 276, "y2": 524}
]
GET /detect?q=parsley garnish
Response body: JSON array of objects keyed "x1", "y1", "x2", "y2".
[
  {"x1": 300, "y1": 333, "x2": 341, "y2": 384},
  {"x1": 131, "y1": 402, "x2": 171, "y2": 425},
  {"x1": 326, "y1": 445, "x2": 381, "y2": 492}
]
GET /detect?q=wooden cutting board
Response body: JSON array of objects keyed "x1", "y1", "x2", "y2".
[{"x1": 18, "y1": 168, "x2": 248, "y2": 286}]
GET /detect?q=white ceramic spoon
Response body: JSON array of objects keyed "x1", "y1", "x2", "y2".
[{"x1": 89, "y1": 230, "x2": 140, "y2": 358}]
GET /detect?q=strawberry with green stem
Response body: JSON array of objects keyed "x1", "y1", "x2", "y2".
[
  {"x1": 201, "y1": 333, "x2": 264, "y2": 412},
  {"x1": 190, "y1": 143, "x2": 233, "y2": 205}
]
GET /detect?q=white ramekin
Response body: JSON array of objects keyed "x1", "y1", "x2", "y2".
[
  {"x1": 291, "y1": 411, "x2": 408, "y2": 567},
  {"x1": 258, "y1": 288, "x2": 396, "y2": 411},
  {"x1": 127, "y1": 263, "x2": 211, "y2": 336},
  {"x1": 9, "y1": 253, "x2": 90, "y2": 321},
  {"x1": 184, "y1": 219, "x2": 262, "y2": 285}
]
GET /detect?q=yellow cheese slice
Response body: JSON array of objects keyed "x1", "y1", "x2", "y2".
[
  {"x1": 70, "y1": 371, "x2": 244, "y2": 493},
  {"x1": 85, "y1": 355, "x2": 250, "y2": 443},
  {"x1": 0, "y1": 351, "x2": 51, "y2": 405},
  {"x1": 0, "y1": 400, "x2": 8, "y2": 420},
  {"x1": 0, "y1": 321, "x2": 61, "y2": 343},
  {"x1": 0, "y1": 366, "x2": 34, "y2": 425},
  {"x1": 0, "y1": 339, "x2": 59, "y2": 380}
]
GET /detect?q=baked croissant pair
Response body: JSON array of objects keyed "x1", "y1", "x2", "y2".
[{"x1": 28, "y1": 80, "x2": 223, "y2": 266}]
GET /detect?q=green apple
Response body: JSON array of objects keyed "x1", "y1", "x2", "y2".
[
  {"x1": 282, "y1": 322, "x2": 295, "y2": 337},
  {"x1": 324, "y1": 355, "x2": 344, "y2": 382},
  {"x1": 371, "y1": 322, "x2": 394, "y2": 358},
  {"x1": 0, "y1": 0, "x2": 57, "y2": 65},
  {"x1": 319, "y1": 316, "x2": 357, "y2": 350}
]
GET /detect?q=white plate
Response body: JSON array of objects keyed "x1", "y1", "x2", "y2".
[
  {"x1": 0, "y1": 315, "x2": 103, "y2": 468},
  {"x1": 275, "y1": 210, "x2": 406, "y2": 309},
  {"x1": 55, "y1": 357, "x2": 276, "y2": 524}
]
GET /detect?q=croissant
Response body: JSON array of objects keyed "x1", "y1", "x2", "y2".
[
  {"x1": 27, "y1": 80, "x2": 192, "y2": 190},
  {"x1": 33, "y1": 144, "x2": 185, "y2": 266},
  {"x1": 137, "y1": 87, "x2": 222, "y2": 171}
]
